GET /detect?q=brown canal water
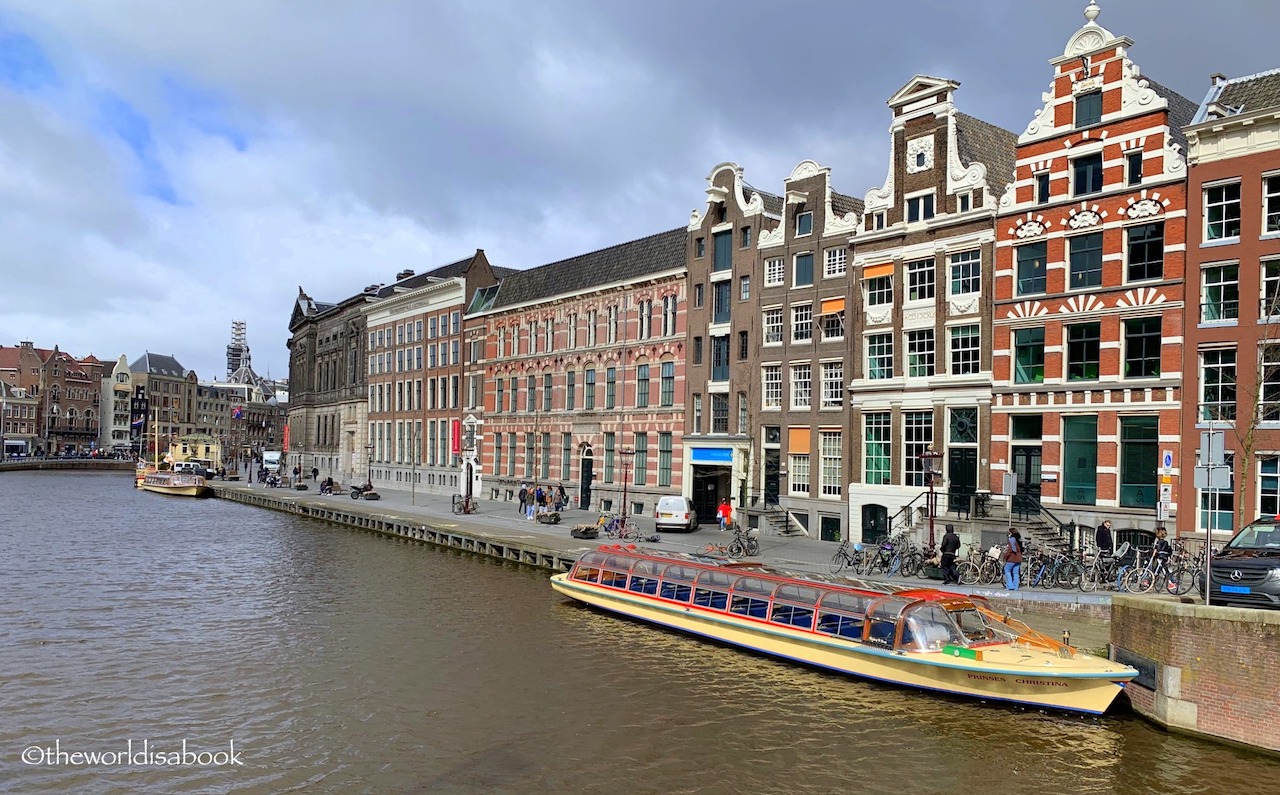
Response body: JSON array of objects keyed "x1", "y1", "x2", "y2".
[{"x1": 2, "y1": 471, "x2": 1276, "y2": 794}]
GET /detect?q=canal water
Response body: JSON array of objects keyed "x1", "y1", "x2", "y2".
[{"x1": 3, "y1": 471, "x2": 1277, "y2": 794}]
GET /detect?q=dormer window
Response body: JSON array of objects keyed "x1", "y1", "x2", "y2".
[
  {"x1": 795, "y1": 210, "x2": 813, "y2": 236},
  {"x1": 1075, "y1": 90, "x2": 1102, "y2": 128},
  {"x1": 716, "y1": 203, "x2": 728, "y2": 223}
]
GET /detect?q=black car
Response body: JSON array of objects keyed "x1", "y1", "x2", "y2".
[{"x1": 1208, "y1": 517, "x2": 1280, "y2": 609}]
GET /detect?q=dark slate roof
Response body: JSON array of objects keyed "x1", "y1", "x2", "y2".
[
  {"x1": 1191, "y1": 69, "x2": 1280, "y2": 125},
  {"x1": 130, "y1": 352, "x2": 187, "y2": 378},
  {"x1": 490, "y1": 228, "x2": 686, "y2": 310},
  {"x1": 954, "y1": 112, "x2": 1018, "y2": 194},
  {"x1": 374, "y1": 254, "x2": 473, "y2": 298},
  {"x1": 744, "y1": 184, "x2": 784, "y2": 215},
  {"x1": 831, "y1": 191, "x2": 864, "y2": 218},
  {"x1": 1216, "y1": 69, "x2": 1280, "y2": 113},
  {"x1": 1143, "y1": 77, "x2": 1198, "y2": 153}
]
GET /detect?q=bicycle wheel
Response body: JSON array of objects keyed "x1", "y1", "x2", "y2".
[
  {"x1": 1055, "y1": 561, "x2": 1084, "y2": 590},
  {"x1": 452, "y1": 498, "x2": 463, "y2": 515},
  {"x1": 728, "y1": 540, "x2": 745, "y2": 557},
  {"x1": 1168, "y1": 566, "x2": 1195, "y2": 595},
  {"x1": 829, "y1": 549, "x2": 848, "y2": 574},
  {"x1": 981, "y1": 561, "x2": 1002, "y2": 585},
  {"x1": 902, "y1": 552, "x2": 923, "y2": 578},
  {"x1": 1121, "y1": 568, "x2": 1149, "y2": 594},
  {"x1": 957, "y1": 561, "x2": 980, "y2": 586},
  {"x1": 1080, "y1": 565, "x2": 1101, "y2": 592},
  {"x1": 745, "y1": 537, "x2": 760, "y2": 556}
]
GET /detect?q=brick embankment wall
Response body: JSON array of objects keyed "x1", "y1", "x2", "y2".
[
  {"x1": 1111, "y1": 596, "x2": 1280, "y2": 753},
  {"x1": 0, "y1": 460, "x2": 133, "y2": 473}
]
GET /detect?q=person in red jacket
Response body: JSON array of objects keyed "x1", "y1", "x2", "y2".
[{"x1": 717, "y1": 498, "x2": 733, "y2": 532}]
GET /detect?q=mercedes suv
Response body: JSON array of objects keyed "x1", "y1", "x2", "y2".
[{"x1": 1208, "y1": 516, "x2": 1280, "y2": 609}]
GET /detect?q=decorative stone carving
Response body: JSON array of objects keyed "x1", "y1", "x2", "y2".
[
  {"x1": 1125, "y1": 198, "x2": 1161, "y2": 219},
  {"x1": 789, "y1": 160, "x2": 824, "y2": 181},
  {"x1": 863, "y1": 140, "x2": 896, "y2": 212},
  {"x1": 1071, "y1": 29, "x2": 1105, "y2": 53},
  {"x1": 907, "y1": 135, "x2": 934, "y2": 174},
  {"x1": 687, "y1": 209, "x2": 704, "y2": 231},
  {"x1": 1068, "y1": 209, "x2": 1101, "y2": 229},
  {"x1": 949, "y1": 298, "x2": 979, "y2": 316},
  {"x1": 865, "y1": 309, "x2": 892, "y2": 327},
  {"x1": 902, "y1": 307, "x2": 937, "y2": 326},
  {"x1": 757, "y1": 225, "x2": 785, "y2": 249},
  {"x1": 1015, "y1": 219, "x2": 1046, "y2": 238}
]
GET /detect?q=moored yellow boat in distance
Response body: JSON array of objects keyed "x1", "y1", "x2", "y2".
[
  {"x1": 138, "y1": 470, "x2": 212, "y2": 498},
  {"x1": 552, "y1": 545, "x2": 1137, "y2": 714}
]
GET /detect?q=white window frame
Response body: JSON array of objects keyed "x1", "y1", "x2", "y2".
[
  {"x1": 950, "y1": 324, "x2": 982, "y2": 375},
  {"x1": 905, "y1": 190, "x2": 936, "y2": 223},
  {"x1": 791, "y1": 304, "x2": 813, "y2": 343},
  {"x1": 865, "y1": 274, "x2": 893, "y2": 307},
  {"x1": 1205, "y1": 180, "x2": 1242, "y2": 242},
  {"x1": 948, "y1": 249, "x2": 981, "y2": 295},
  {"x1": 906, "y1": 258, "x2": 935, "y2": 302},
  {"x1": 867, "y1": 333, "x2": 893, "y2": 379},
  {"x1": 790, "y1": 363, "x2": 812, "y2": 410},
  {"x1": 1199, "y1": 347, "x2": 1236, "y2": 423},
  {"x1": 820, "y1": 362, "x2": 843, "y2": 409},
  {"x1": 789, "y1": 453, "x2": 810, "y2": 496},
  {"x1": 763, "y1": 307, "x2": 784, "y2": 344},
  {"x1": 762, "y1": 365, "x2": 782, "y2": 408},
  {"x1": 795, "y1": 211, "x2": 813, "y2": 236},
  {"x1": 824, "y1": 248, "x2": 848, "y2": 278},
  {"x1": 820, "y1": 431, "x2": 842, "y2": 497},
  {"x1": 765, "y1": 257, "x2": 784, "y2": 287},
  {"x1": 907, "y1": 329, "x2": 935, "y2": 378},
  {"x1": 1265, "y1": 174, "x2": 1280, "y2": 236}
]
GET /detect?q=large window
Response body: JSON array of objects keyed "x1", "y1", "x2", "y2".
[
  {"x1": 866, "y1": 275, "x2": 893, "y2": 306},
  {"x1": 711, "y1": 394, "x2": 729, "y2": 434},
  {"x1": 794, "y1": 253, "x2": 814, "y2": 287},
  {"x1": 1127, "y1": 151, "x2": 1144, "y2": 186},
  {"x1": 660, "y1": 362, "x2": 675, "y2": 407},
  {"x1": 658, "y1": 432, "x2": 672, "y2": 487},
  {"x1": 584, "y1": 369, "x2": 596, "y2": 410},
  {"x1": 1124, "y1": 317, "x2": 1162, "y2": 378},
  {"x1": 566, "y1": 371, "x2": 576, "y2": 411},
  {"x1": 820, "y1": 431, "x2": 842, "y2": 497},
  {"x1": 864, "y1": 412, "x2": 891, "y2": 486},
  {"x1": 1126, "y1": 222, "x2": 1164, "y2": 282},
  {"x1": 907, "y1": 258, "x2": 935, "y2": 301},
  {"x1": 763, "y1": 365, "x2": 782, "y2": 408},
  {"x1": 712, "y1": 280, "x2": 732, "y2": 324},
  {"x1": 1119, "y1": 417, "x2": 1158, "y2": 508},
  {"x1": 824, "y1": 248, "x2": 848, "y2": 278},
  {"x1": 763, "y1": 308, "x2": 783, "y2": 343},
  {"x1": 1205, "y1": 182, "x2": 1242, "y2": 241},
  {"x1": 636, "y1": 364, "x2": 650, "y2": 408},
  {"x1": 950, "y1": 325, "x2": 981, "y2": 376},
  {"x1": 692, "y1": 393, "x2": 702, "y2": 434},
  {"x1": 765, "y1": 258, "x2": 784, "y2": 286},
  {"x1": 1066, "y1": 323, "x2": 1101, "y2": 381},
  {"x1": 1261, "y1": 457, "x2": 1280, "y2": 516},
  {"x1": 791, "y1": 363, "x2": 812, "y2": 409},
  {"x1": 1201, "y1": 264, "x2": 1239, "y2": 322},
  {"x1": 795, "y1": 211, "x2": 813, "y2": 236},
  {"x1": 1016, "y1": 242, "x2": 1047, "y2": 295},
  {"x1": 821, "y1": 310, "x2": 845, "y2": 341},
  {"x1": 792, "y1": 305, "x2": 813, "y2": 342},
  {"x1": 711, "y1": 336, "x2": 730, "y2": 382},
  {"x1": 1266, "y1": 175, "x2": 1280, "y2": 234},
  {"x1": 1075, "y1": 90, "x2": 1102, "y2": 127},
  {"x1": 789, "y1": 453, "x2": 810, "y2": 496},
  {"x1": 903, "y1": 411, "x2": 933, "y2": 487},
  {"x1": 867, "y1": 334, "x2": 893, "y2": 379},
  {"x1": 949, "y1": 250, "x2": 980, "y2": 295},
  {"x1": 604, "y1": 433, "x2": 614, "y2": 482},
  {"x1": 634, "y1": 433, "x2": 647, "y2": 486},
  {"x1": 713, "y1": 230, "x2": 732, "y2": 272},
  {"x1": 1264, "y1": 258, "x2": 1280, "y2": 318},
  {"x1": 1069, "y1": 232, "x2": 1103, "y2": 289},
  {"x1": 1014, "y1": 327, "x2": 1045, "y2": 384},
  {"x1": 1262, "y1": 343, "x2": 1280, "y2": 422},
  {"x1": 605, "y1": 367, "x2": 617, "y2": 409},
  {"x1": 907, "y1": 329, "x2": 935, "y2": 378},
  {"x1": 906, "y1": 193, "x2": 935, "y2": 222},
  {"x1": 1062, "y1": 416, "x2": 1098, "y2": 505},
  {"x1": 821, "y1": 362, "x2": 843, "y2": 409},
  {"x1": 1200, "y1": 348, "x2": 1236, "y2": 422},
  {"x1": 1073, "y1": 153, "x2": 1103, "y2": 196},
  {"x1": 1035, "y1": 172, "x2": 1051, "y2": 205}
]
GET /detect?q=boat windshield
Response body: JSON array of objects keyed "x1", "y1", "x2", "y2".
[
  {"x1": 900, "y1": 603, "x2": 966, "y2": 652},
  {"x1": 945, "y1": 606, "x2": 1000, "y2": 645}
]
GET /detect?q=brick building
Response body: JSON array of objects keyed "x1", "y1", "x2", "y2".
[
  {"x1": 1180, "y1": 69, "x2": 1280, "y2": 538},
  {"x1": 473, "y1": 229, "x2": 687, "y2": 516},
  {"x1": 1, "y1": 380, "x2": 39, "y2": 457},
  {"x1": 847, "y1": 76, "x2": 1015, "y2": 545},
  {"x1": 991, "y1": 3, "x2": 1195, "y2": 539},
  {"x1": 0, "y1": 341, "x2": 105, "y2": 455},
  {"x1": 130, "y1": 352, "x2": 198, "y2": 454}
]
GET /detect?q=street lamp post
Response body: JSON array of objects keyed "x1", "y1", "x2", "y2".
[
  {"x1": 365, "y1": 443, "x2": 374, "y2": 488},
  {"x1": 921, "y1": 445, "x2": 944, "y2": 549},
  {"x1": 619, "y1": 447, "x2": 636, "y2": 523}
]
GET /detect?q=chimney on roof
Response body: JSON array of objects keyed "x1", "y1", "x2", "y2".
[
  {"x1": 1211, "y1": 72, "x2": 1226, "y2": 87},
  {"x1": 396, "y1": 269, "x2": 415, "y2": 281}
]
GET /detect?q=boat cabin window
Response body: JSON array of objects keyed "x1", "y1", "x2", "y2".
[
  {"x1": 628, "y1": 574, "x2": 660, "y2": 595},
  {"x1": 631, "y1": 560, "x2": 664, "y2": 577},
  {"x1": 572, "y1": 566, "x2": 601, "y2": 584},
  {"x1": 864, "y1": 597, "x2": 910, "y2": 647},
  {"x1": 693, "y1": 571, "x2": 736, "y2": 611},
  {"x1": 600, "y1": 568, "x2": 628, "y2": 588},
  {"x1": 816, "y1": 610, "x2": 864, "y2": 640},
  {"x1": 602, "y1": 555, "x2": 636, "y2": 571},
  {"x1": 770, "y1": 603, "x2": 814, "y2": 629},
  {"x1": 774, "y1": 584, "x2": 822, "y2": 605},
  {"x1": 729, "y1": 576, "x2": 773, "y2": 618},
  {"x1": 947, "y1": 607, "x2": 998, "y2": 645},
  {"x1": 659, "y1": 565, "x2": 699, "y2": 602},
  {"x1": 819, "y1": 592, "x2": 874, "y2": 615},
  {"x1": 900, "y1": 604, "x2": 965, "y2": 652}
]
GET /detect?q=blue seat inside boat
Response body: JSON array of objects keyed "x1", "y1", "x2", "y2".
[{"x1": 868, "y1": 622, "x2": 896, "y2": 645}]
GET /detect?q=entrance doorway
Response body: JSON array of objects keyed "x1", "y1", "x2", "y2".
[
  {"x1": 948, "y1": 448, "x2": 977, "y2": 493},
  {"x1": 692, "y1": 467, "x2": 728, "y2": 523},
  {"x1": 579, "y1": 447, "x2": 594, "y2": 510},
  {"x1": 1011, "y1": 446, "x2": 1042, "y2": 515},
  {"x1": 763, "y1": 449, "x2": 780, "y2": 503}
]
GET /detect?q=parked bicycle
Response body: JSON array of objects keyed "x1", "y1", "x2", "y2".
[
  {"x1": 829, "y1": 539, "x2": 867, "y2": 574},
  {"x1": 599, "y1": 514, "x2": 641, "y2": 541},
  {"x1": 451, "y1": 493, "x2": 479, "y2": 515},
  {"x1": 728, "y1": 524, "x2": 761, "y2": 557},
  {"x1": 1080, "y1": 542, "x2": 1133, "y2": 592}
]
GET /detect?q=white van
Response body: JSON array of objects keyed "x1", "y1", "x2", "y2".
[
  {"x1": 262, "y1": 450, "x2": 282, "y2": 475},
  {"x1": 172, "y1": 461, "x2": 204, "y2": 477},
  {"x1": 654, "y1": 495, "x2": 698, "y2": 532}
]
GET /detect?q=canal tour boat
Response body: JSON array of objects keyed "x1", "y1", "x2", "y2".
[
  {"x1": 137, "y1": 470, "x2": 212, "y2": 498},
  {"x1": 551, "y1": 545, "x2": 1137, "y2": 714}
]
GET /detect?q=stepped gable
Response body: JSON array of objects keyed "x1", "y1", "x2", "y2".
[
  {"x1": 490, "y1": 227, "x2": 686, "y2": 310},
  {"x1": 954, "y1": 112, "x2": 1018, "y2": 194}
]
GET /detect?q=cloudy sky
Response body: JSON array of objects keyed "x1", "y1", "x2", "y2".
[{"x1": 0, "y1": 0, "x2": 1276, "y2": 381}]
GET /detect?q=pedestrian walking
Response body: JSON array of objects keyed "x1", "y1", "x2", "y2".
[
  {"x1": 556, "y1": 483, "x2": 567, "y2": 512},
  {"x1": 940, "y1": 524, "x2": 961, "y2": 584},
  {"x1": 717, "y1": 498, "x2": 733, "y2": 531},
  {"x1": 518, "y1": 484, "x2": 528, "y2": 516},
  {"x1": 1003, "y1": 528, "x2": 1024, "y2": 590},
  {"x1": 1095, "y1": 519, "x2": 1114, "y2": 557},
  {"x1": 311, "y1": 466, "x2": 319, "y2": 481}
]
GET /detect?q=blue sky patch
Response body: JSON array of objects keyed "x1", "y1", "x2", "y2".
[
  {"x1": 96, "y1": 92, "x2": 179, "y2": 204},
  {"x1": 0, "y1": 30, "x2": 58, "y2": 92}
]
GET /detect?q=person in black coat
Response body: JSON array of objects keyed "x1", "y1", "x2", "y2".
[
  {"x1": 940, "y1": 525, "x2": 961, "y2": 585},
  {"x1": 1095, "y1": 519, "x2": 1115, "y2": 556}
]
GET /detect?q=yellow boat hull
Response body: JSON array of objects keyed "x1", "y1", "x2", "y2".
[{"x1": 551, "y1": 573, "x2": 1132, "y2": 714}]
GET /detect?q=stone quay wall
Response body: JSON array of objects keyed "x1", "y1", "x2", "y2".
[{"x1": 1111, "y1": 595, "x2": 1280, "y2": 753}]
